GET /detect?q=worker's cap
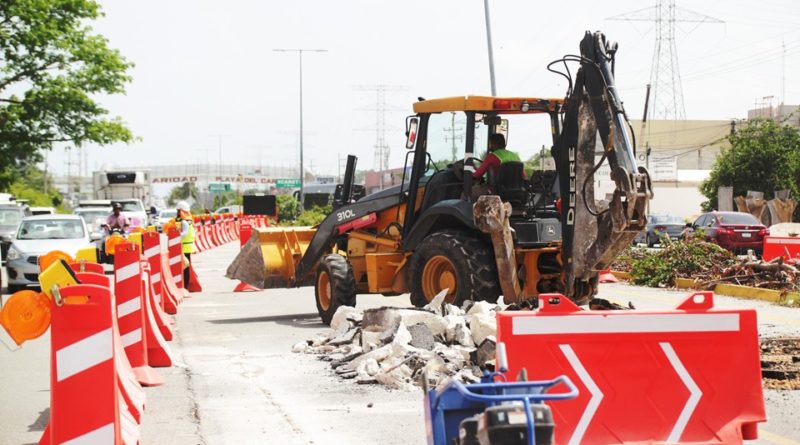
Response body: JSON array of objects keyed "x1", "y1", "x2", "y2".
[{"x1": 176, "y1": 201, "x2": 190, "y2": 211}]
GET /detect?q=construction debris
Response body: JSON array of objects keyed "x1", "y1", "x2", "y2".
[{"x1": 292, "y1": 293, "x2": 503, "y2": 390}]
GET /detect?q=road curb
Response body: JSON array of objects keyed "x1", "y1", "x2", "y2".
[{"x1": 617, "y1": 272, "x2": 800, "y2": 305}]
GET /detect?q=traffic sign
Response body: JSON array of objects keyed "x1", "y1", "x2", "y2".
[
  {"x1": 276, "y1": 178, "x2": 301, "y2": 189},
  {"x1": 208, "y1": 183, "x2": 231, "y2": 193},
  {"x1": 497, "y1": 292, "x2": 765, "y2": 444}
]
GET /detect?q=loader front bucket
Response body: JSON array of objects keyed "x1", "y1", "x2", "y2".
[{"x1": 225, "y1": 226, "x2": 317, "y2": 289}]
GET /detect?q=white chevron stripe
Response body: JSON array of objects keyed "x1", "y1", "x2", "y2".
[
  {"x1": 144, "y1": 245, "x2": 160, "y2": 258},
  {"x1": 560, "y1": 344, "x2": 603, "y2": 445},
  {"x1": 168, "y1": 236, "x2": 181, "y2": 246},
  {"x1": 56, "y1": 328, "x2": 113, "y2": 382},
  {"x1": 173, "y1": 274, "x2": 182, "y2": 283},
  {"x1": 62, "y1": 423, "x2": 115, "y2": 445},
  {"x1": 115, "y1": 262, "x2": 140, "y2": 282},
  {"x1": 513, "y1": 313, "x2": 739, "y2": 335},
  {"x1": 151, "y1": 272, "x2": 161, "y2": 283},
  {"x1": 120, "y1": 328, "x2": 142, "y2": 348},
  {"x1": 169, "y1": 255, "x2": 181, "y2": 265},
  {"x1": 661, "y1": 342, "x2": 702, "y2": 443},
  {"x1": 117, "y1": 298, "x2": 141, "y2": 318}
]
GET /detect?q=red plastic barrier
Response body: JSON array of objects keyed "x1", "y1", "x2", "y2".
[
  {"x1": 496, "y1": 292, "x2": 766, "y2": 445},
  {"x1": 68, "y1": 261, "x2": 105, "y2": 275},
  {"x1": 115, "y1": 244, "x2": 171, "y2": 373},
  {"x1": 39, "y1": 284, "x2": 139, "y2": 445},
  {"x1": 142, "y1": 261, "x2": 173, "y2": 340},
  {"x1": 762, "y1": 235, "x2": 800, "y2": 262},
  {"x1": 74, "y1": 272, "x2": 146, "y2": 424}
]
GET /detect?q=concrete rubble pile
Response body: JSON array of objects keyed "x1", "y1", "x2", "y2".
[{"x1": 291, "y1": 291, "x2": 503, "y2": 390}]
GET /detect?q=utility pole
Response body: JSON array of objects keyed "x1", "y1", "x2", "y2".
[
  {"x1": 483, "y1": 0, "x2": 497, "y2": 96},
  {"x1": 273, "y1": 48, "x2": 327, "y2": 196},
  {"x1": 443, "y1": 112, "x2": 464, "y2": 162},
  {"x1": 355, "y1": 84, "x2": 405, "y2": 191},
  {"x1": 608, "y1": 1, "x2": 722, "y2": 120}
]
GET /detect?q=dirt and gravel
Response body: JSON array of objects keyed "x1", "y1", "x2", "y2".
[{"x1": 761, "y1": 337, "x2": 800, "y2": 390}]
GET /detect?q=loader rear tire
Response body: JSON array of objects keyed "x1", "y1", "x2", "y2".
[
  {"x1": 315, "y1": 254, "x2": 357, "y2": 325},
  {"x1": 408, "y1": 230, "x2": 500, "y2": 308}
]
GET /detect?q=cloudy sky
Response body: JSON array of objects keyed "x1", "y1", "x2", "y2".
[{"x1": 47, "y1": 0, "x2": 799, "y2": 182}]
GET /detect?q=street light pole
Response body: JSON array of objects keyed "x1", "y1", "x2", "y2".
[
  {"x1": 273, "y1": 48, "x2": 327, "y2": 197},
  {"x1": 483, "y1": 0, "x2": 497, "y2": 96}
]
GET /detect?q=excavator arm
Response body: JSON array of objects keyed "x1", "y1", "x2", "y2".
[{"x1": 553, "y1": 31, "x2": 653, "y2": 304}]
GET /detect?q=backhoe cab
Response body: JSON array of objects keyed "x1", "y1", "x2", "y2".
[{"x1": 226, "y1": 31, "x2": 652, "y2": 324}]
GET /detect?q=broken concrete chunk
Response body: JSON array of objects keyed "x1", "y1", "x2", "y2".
[
  {"x1": 397, "y1": 309, "x2": 448, "y2": 337},
  {"x1": 467, "y1": 313, "x2": 496, "y2": 345},
  {"x1": 344, "y1": 344, "x2": 393, "y2": 372},
  {"x1": 444, "y1": 303, "x2": 465, "y2": 317},
  {"x1": 360, "y1": 330, "x2": 383, "y2": 352},
  {"x1": 445, "y1": 315, "x2": 474, "y2": 347},
  {"x1": 329, "y1": 327, "x2": 360, "y2": 346},
  {"x1": 473, "y1": 337, "x2": 497, "y2": 368},
  {"x1": 467, "y1": 300, "x2": 497, "y2": 316},
  {"x1": 408, "y1": 323, "x2": 435, "y2": 350},
  {"x1": 330, "y1": 306, "x2": 363, "y2": 331},
  {"x1": 291, "y1": 342, "x2": 309, "y2": 353},
  {"x1": 362, "y1": 307, "x2": 402, "y2": 332},
  {"x1": 422, "y1": 288, "x2": 449, "y2": 315}
]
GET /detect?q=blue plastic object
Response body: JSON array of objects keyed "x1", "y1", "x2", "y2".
[{"x1": 425, "y1": 374, "x2": 578, "y2": 445}]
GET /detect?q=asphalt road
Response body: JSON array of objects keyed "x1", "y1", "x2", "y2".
[{"x1": 1, "y1": 242, "x2": 798, "y2": 444}]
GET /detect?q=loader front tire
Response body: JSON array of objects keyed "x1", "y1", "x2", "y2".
[
  {"x1": 315, "y1": 254, "x2": 357, "y2": 325},
  {"x1": 408, "y1": 230, "x2": 500, "y2": 308}
]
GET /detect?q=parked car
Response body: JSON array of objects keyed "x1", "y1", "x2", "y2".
[
  {"x1": 686, "y1": 211, "x2": 768, "y2": 254},
  {"x1": 634, "y1": 214, "x2": 686, "y2": 247},
  {"x1": 0, "y1": 203, "x2": 28, "y2": 262},
  {"x1": 30, "y1": 206, "x2": 56, "y2": 215},
  {"x1": 5, "y1": 215, "x2": 97, "y2": 293},
  {"x1": 111, "y1": 199, "x2": 147, "y2": 228}
]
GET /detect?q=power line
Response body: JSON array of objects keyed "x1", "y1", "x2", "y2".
[{"x1": 608, "y1": 1, "x2": 723, "y2": 120}]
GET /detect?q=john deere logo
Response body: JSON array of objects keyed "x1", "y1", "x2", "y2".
[{"x1": 546, "y1": 225, "x2": 556, "y2": 236}]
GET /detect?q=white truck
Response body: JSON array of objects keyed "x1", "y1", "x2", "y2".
[{"x1": 92, "y1": 169, "x2": 152, "y2": 227}]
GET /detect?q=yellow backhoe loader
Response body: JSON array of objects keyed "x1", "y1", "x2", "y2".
[{"x1": 227, "y1": 31, "x2": 652, "y2": 324}]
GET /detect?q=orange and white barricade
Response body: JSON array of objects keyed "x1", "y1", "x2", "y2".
[
  {"x1": 142, "y1": 262, "x2": 173, "y2": 341},
  {"x1": 74, "y1": 271, "x2": 147, "y2": 423},
  {"x1": 497, "y1": 291, "x2": 766, "y2": 445},
  {"x1": 143, "y1": 232, "x2": 179, "y2": 315},
  {"x1": 115, "y1": 243, "x2": 172, "y2": 373},
  {"x1": 39, "y1": 284, "x2": 140, "y2": 445}
]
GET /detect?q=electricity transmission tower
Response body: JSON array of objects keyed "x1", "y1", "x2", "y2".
[
  {"x1": 608, "y1": 0, "x2": 722, "y2": 120},
  {"x1": 355, "y1": 84, "x2": 406, "y2": 190}
]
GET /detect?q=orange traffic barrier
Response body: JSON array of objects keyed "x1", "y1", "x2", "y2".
[
  {"x1": 187, "y1": 264, "x2": 203, "y2": 293},
  {"x1": 114, "y1": 243, "x2": 165, "y2": 385},
  {"x1": 74, "y1": 271, "x2": 146, "y2": 424},
  {"x1": 38, "y1": 284, "x2": 140, "y2": 445},
  {"x1": 142, "y1": 232, "x2": 178, "y2": 315},
  {"x1": 497, "y1": 291, "x2": 766, "y2": 444},
  {"x1": 166, "y1": 228, "x2": 189, "y2": 299},
  {"x1": 142, "y1": 261, "x2": 173, "y2": 341},
  {"x1": 68, "y1": 261, "x2": 105, "y2": 275}
]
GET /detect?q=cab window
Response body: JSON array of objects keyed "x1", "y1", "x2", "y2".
[{"x1": 424, "y1": 112, "x2": 465, "y2": 176}]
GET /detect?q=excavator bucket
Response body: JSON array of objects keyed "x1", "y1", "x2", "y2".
[{"x1": 225, "y1": 226, "x2": 317, "y2": 289}]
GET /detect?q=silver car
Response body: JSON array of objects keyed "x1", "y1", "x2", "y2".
[{"x1": 5, "y1": 214, "x2": 97, "y2": 293}]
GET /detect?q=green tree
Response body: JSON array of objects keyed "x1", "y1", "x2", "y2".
[
  {"x1": 0, "y1": 0, "x2": 134, "y2": 188},
  {"x1": 167, "y1": 182, "x2": 198, "y2": 206},
  {"x1": 276, "y1": 194, "x2": 300, "y2": 222},
  {"x1": 699, "y1": 119, "x2": 800, "y2": 218},
  {"x1": 7, "y1": 165, "x2": 63, "y2": 209}
]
